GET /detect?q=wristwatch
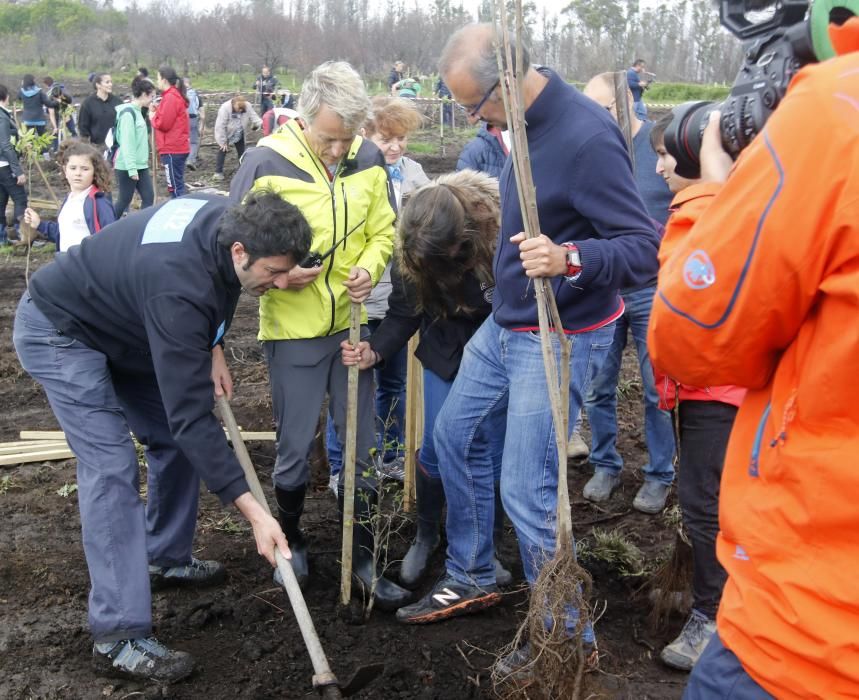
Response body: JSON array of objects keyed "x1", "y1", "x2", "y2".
[{"x1": 562, "y1": 242, "x2": 582, "y2": 279}]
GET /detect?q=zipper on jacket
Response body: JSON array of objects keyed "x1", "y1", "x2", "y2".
[
  {"x1": 323, "y1": 177, "x2": 339, "y2": 336},
  {"x1": 749, "y1": 402, "x2": 771, "y2": 477}
]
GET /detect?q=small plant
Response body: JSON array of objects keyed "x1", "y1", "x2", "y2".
[
  {"x1": 356, "y1": 455, "x2": 411, "y2": 621},
  {"x1": 577, "y1": 527, "x2": 645, "y2": 578},
  {"x1": 0, "y1": 475, "x2": 16, "y2": 494},
  {"x1": 662, "y1": 503, "x2": 683, "y2": 529},
  {"x1": 210, "y1": 513, "x2": 246, "y2": 535},
  {"x1": 56, "y1": 482, "x2": 78, "y2": 498}
]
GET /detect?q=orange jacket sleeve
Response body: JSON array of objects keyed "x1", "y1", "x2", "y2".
[{"x1": 647, "y1": 62, "x2": 857, "y2": 390}]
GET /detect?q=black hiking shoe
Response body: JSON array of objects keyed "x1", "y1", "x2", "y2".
[
  {"x1": 92, "y1": 636, "x2": 194, "y2": 683},
  {"x1": 148, "y1": 557, "x2": 226, "y2": 590},
  {"x1": 395, "y1": 575, "x2": 501, "y2": 624}
]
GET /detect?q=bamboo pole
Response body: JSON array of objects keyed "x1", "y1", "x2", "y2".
[
  {"x1": 339, "y1": 302, "x2": 361, "y2": 606},
  {"x1": 494, "y1": 4, "x2": 572, "y2": 546},
  {"x1": 613, "y1": 71, "x2": 636, "y2": 166}
]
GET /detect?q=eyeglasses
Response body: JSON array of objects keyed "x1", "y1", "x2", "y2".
[{"x1": 462, "y1": 79, "x2": 500, "y2": 118}]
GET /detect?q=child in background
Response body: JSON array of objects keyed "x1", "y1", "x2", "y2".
[
  {"x1": 649, "y1": 112, "x2": 746, "y2": 672},
  {"x1": 24, "y1": 141, "x2": 115, "y2": 252}
]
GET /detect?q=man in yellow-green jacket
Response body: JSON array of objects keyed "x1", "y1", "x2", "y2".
[{"x1": 229, "y1": 61, "x2": 411, "y2": 611}]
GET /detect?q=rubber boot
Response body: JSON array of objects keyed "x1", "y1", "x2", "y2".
[
  {"x1": 274, "y1": 485, "x2": 309, "y2": 590},
  {"x1": 339, "y1": 488, "x2": 413, "y2": 612},
  {"x1": 400, "y1": 467, "x2": 445, "y2": 588},
  {"x1": 493, "y1": 483, "x2": 513, "y2": 587}
]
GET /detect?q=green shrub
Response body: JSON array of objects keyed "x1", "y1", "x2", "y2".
[{"x1": 645, "y1": 82, "x2": 731, "y2": 103}]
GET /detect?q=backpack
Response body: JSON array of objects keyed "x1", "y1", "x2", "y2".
[{"x1": 103, "y1": 106, "x2": 136, "y2": 164}]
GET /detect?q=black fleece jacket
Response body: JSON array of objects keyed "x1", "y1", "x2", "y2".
[
  {"x1": 29, "y1": 194, "x2": 249, "y2": 504},
  {"x1": 370, "y1": 261, "x2": 492, "y2": 381}
]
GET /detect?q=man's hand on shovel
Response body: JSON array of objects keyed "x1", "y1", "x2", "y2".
[{"x1": 234, "y1": 492, "x2": 291, "y2": 567}]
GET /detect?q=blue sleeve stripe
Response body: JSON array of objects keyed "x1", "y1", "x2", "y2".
[
  {"x1": 212, "y1": 320, "x2": 225, "y2": 347},
  {"x1": 141, "y1": 198, "x2": 209, "y2": 245},
  {"x1": 657, "y1": 131, "x2": 784, "y2": 329}
]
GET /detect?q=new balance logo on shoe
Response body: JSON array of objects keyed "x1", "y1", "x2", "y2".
[{"x1": 432, "y1": 587, "x2": 461, "y2": 606}]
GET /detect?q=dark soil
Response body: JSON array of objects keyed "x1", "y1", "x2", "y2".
[{"x1": 0, "y1": 126, "x2": 688, "y2": 699}]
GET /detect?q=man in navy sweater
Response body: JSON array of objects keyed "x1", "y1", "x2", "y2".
[
  {"x1": 396, "y1": 22, "x2": 660, "y2": 666},
  {"x1": 13, "y1": 191, "x2": 311, "y2": 683}
]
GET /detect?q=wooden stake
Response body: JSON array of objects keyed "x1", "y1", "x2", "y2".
[
  {"x1": 0, "y1": 448, "x2": 74, "y2": 466},
  {"x1": 339, "y1": 302, "x2": 362, "y2": 606},
  {"x1": 403, "y1": 333, "x2": 422, "y2": 512}
]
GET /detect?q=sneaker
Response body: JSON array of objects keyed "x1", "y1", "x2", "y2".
[
  {"x1": 328, "y1": 472, "x2": 339, "y2": 497},
  {"x1": 395, "y1": 575, "x2": 501, "y2": 624},
  {"x1": 376, "y1": 455, "x2": 405, "y2": 482},
  {"x1": 567, "y1": 431, "x2": 590, "y2": 460},
  {"x1": 149, "y1": 557, "x2": 226, "y2": 590},
  {"x1": 494, "y1": 554, "x2": 513, "y2": 587},
  {"x1": 186, "y1": 162, "x2": 197, "y2": 171},
  {"x1": 583, "y1": 471, "x2": 621, "y2": 503},
  {"x1": 495, "y1": 642, "x2": 533, "y2": 683},
  {"x1": 496, "y1": 641, "x2": 599, "y2": 684},
  {"x1": 660, "y1": 609, "x2": 716, "y2": 671},
  {"x1": 212, "y1": 172, "x2": 225, "y2": 181},
  {"x1": 633, "y1": 480, "x2": 671, "y2": 514},
  {"x1": 92, "y1": 636, "x2": 194, "y2": 683}
]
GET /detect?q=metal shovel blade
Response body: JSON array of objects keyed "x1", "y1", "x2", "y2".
[{"x1": 338, "y1": 662, "x2": 385, "y2": 696}]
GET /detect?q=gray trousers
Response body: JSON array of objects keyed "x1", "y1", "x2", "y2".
[
  {"x1": 264, "y1": 329, "x2": 376, "y2": 491},
  {"x1": 13, "y1": 293, "x2": 200, "y2": 643}
]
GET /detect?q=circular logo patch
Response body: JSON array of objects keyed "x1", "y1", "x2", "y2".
[{"x1": 683, "y1": 250, "x2": 716, "y2": 289}]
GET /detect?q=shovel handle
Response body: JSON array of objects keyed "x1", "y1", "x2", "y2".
[{"x1": 217, "y1": 395, "x2": 342, "y2": 697}]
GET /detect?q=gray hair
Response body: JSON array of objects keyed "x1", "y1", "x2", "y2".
[
  {"x1": 298, "y1": 61, "x2": 370, "y2": 133},
  {"x1": 439, "y1": 23, "x2": 531, "y2": 93}
]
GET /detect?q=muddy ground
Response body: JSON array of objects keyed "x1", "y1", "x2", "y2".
[{"x1": 0, "y1": 117, "x2": 687, "y2": 700}]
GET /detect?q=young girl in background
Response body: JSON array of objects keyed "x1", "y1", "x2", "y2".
[{"x1": 24, "y1": 141, "x2": 115, "y2": 252}]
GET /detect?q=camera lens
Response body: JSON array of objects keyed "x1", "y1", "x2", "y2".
[{"x1": 663, "y1": 100, "x2": 720, "y2": 180}]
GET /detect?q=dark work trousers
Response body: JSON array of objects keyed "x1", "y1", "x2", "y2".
[
  {"x1": 684, "y1": 634, "x2": 774, "y2": 699},
  {"x1": 215, "y1": 137, "x2": 246, "y2": 175},
  {"x1": 13, "y1": 293, "x2": 201, "y2": 643},
  {"x1": 678, "y1": 399, "x2": 738, "y2": 619},
  {"x1": 0, "y1": 165, "x2": 28, "y2": 228},
  {"x1": 263, "y1": 329, "x2": 378, "y2": 492},
  {"x1": 114, "y1": 168, "x2": 155, "y2": 218}
]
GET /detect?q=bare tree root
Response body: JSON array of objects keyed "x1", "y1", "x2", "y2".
[
  {"x1": 643, "y1": 528, "x2": 693, "y2": 631},
  {"x1": 492, "y1": 551, "x2": 595, "y2": 700}
]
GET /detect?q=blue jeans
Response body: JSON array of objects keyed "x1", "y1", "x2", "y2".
[
  {"x1": 584, "y1": 285, "x2": 675, "y2": 485},
  {"x1": 160, "y1": 153, "x2": 188, "y2": 197},
  {"x1": 327, "y1": 318, "x2": 407, "y2": 474},
  {"x1": 434, "y1": 316, "x2": 613, "y2": 637},
  {"x1": 13, "y1": 294, "x2": 200, "y2": 642},
  {"x1": 634, "y1": 100, "x2": 648, "y2": 120},
  {"x1": 684, "y1": 634, "x2": 774, "y2": 699},
  {"x1": 420, "y1": 367, "x2": 503, "y2": 481}
]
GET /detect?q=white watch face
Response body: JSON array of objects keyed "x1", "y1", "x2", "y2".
[{"x1": 567, "y1": 249, "x2": 581, "y2": 267}]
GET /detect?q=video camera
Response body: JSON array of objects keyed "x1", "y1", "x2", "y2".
[{"x1": 664, "y1": 0, "x2": 858, "y2": 178}]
